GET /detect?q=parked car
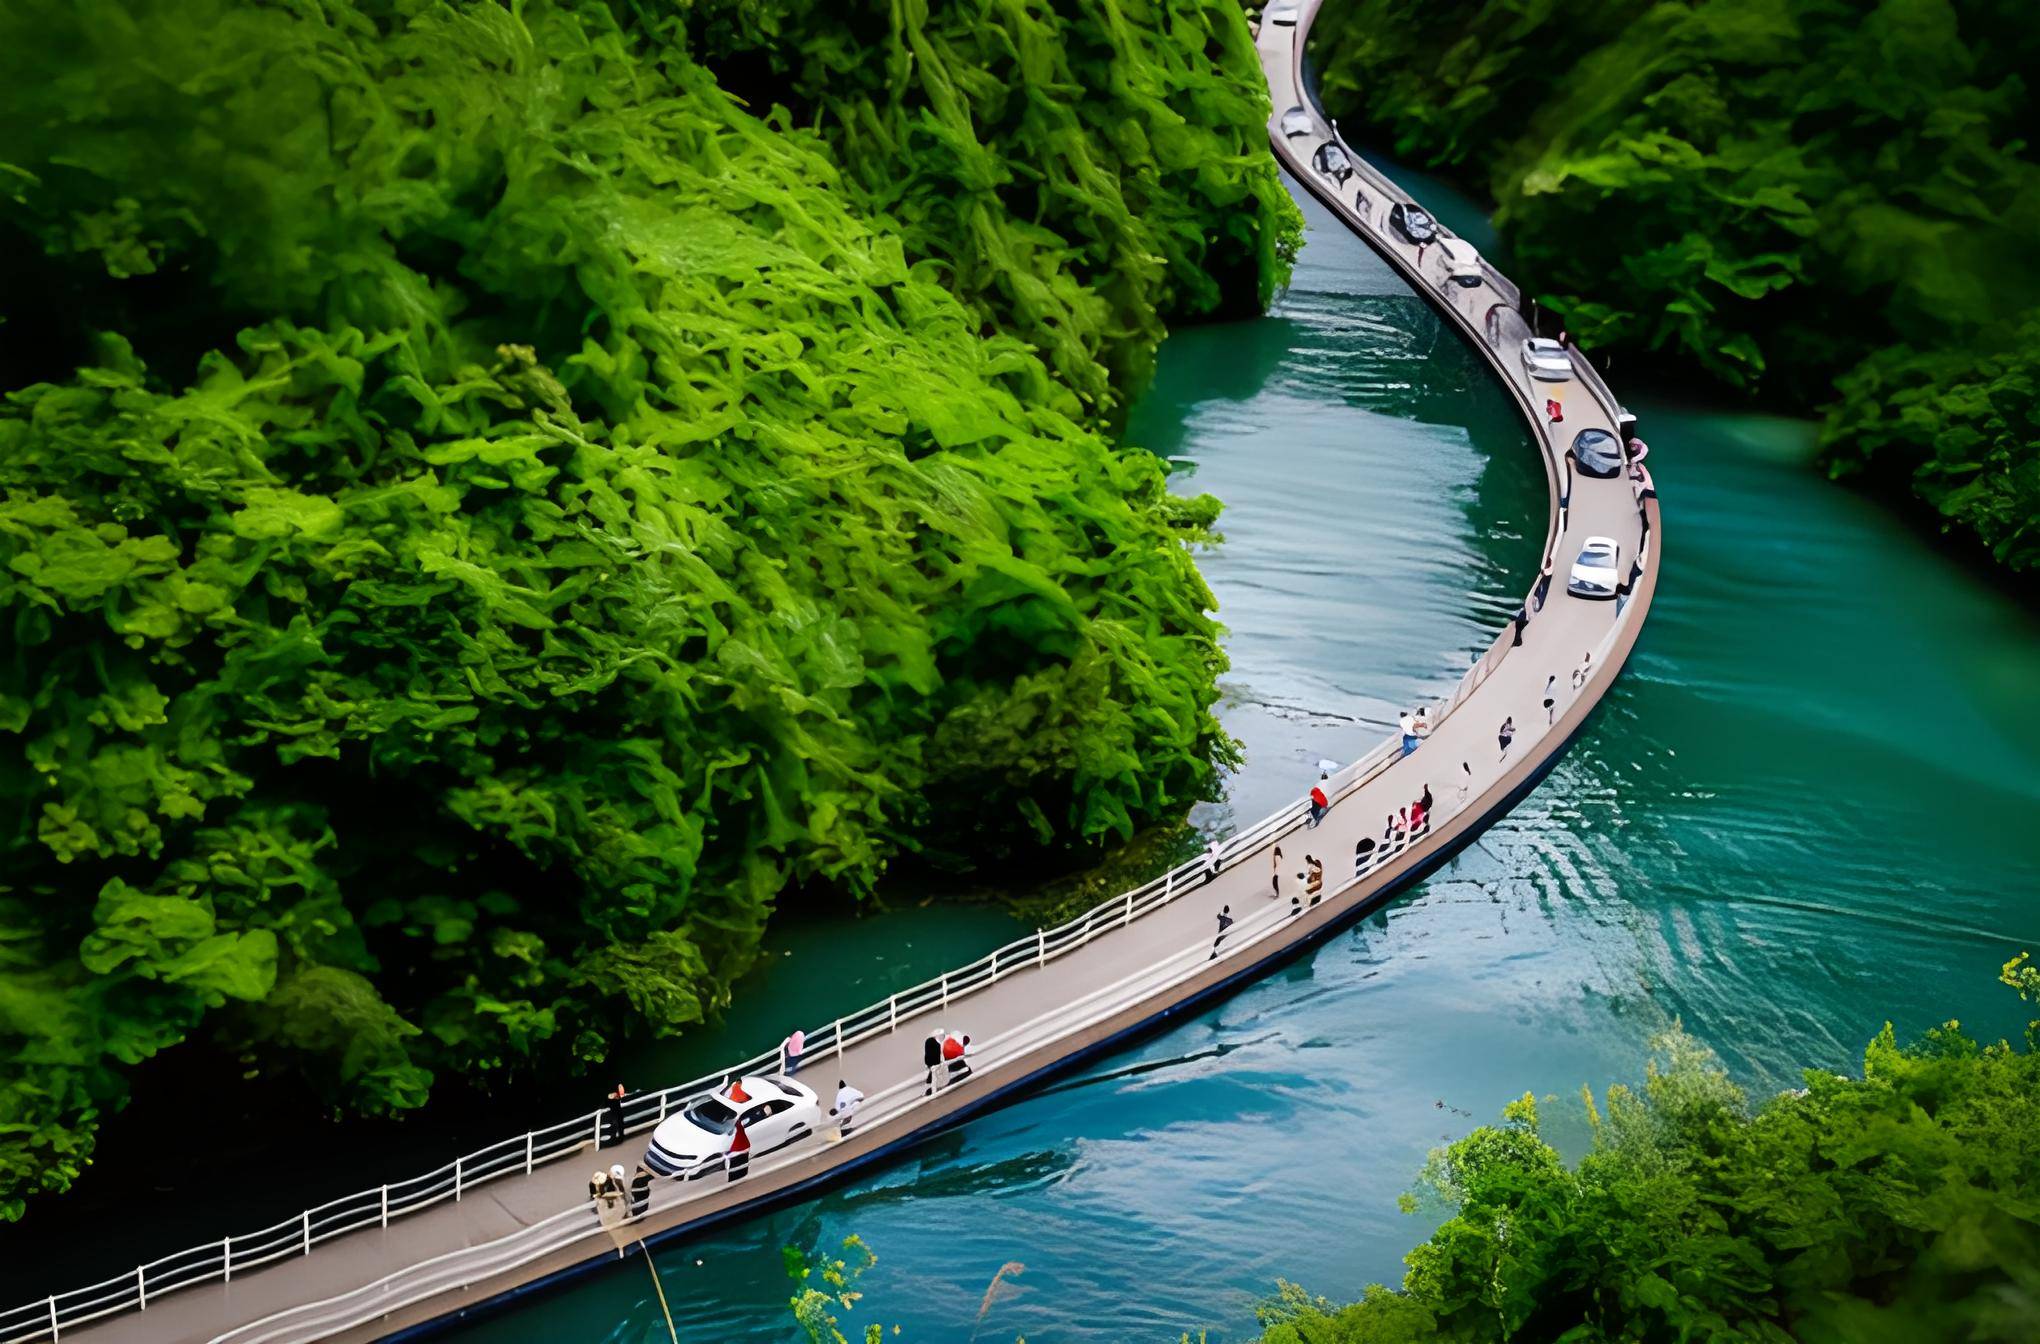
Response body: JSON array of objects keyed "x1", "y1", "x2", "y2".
[
  {"x1": 1520, "y1": 337, "x2": 1573, "y2": 382},
  {"x1": 1313, "y1": 141, "x2": 1354, "y2": 184},
  {"x1": 1279, "y1": 105, "x2": 1313, "y2": 138},
  {"x1": 1567, "y1": 536, "x2": 1623, "y2": 600},
  {"x1": 1570, "y1": 427, "x2": 1624, "y2": 479},
  {"x1": 1388, "y1": 202, "x2": 1438, "y2": 245},
  {"x1": 1264, "y1": 0, "x2": 1301, "y2": 25},
  {"x1": 1439, "y1": 240, "x2": 1484, "y2": 289},
  {"x1": 643, "y1": 1076, "x2": 821, "y2": 1179}
]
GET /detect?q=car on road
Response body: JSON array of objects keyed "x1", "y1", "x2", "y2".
[
  {"x1": 1567, "y1": 536, "x2": 1623, "y2": 600},
  {"x1": 1280, "y1": 105, "x2": 1313, "y2": 138},
  {"x1": 1388, "y1": 202, "x2": 1438, "y2": 245},
  {"x1": 1570, "y1": 427, "x2": 1625, "y2": 479},
  {"x1": 643, "y1": 1075, "x2": 821, "y2": 1179},
  {"x1": 1312, "y1": 141, "x2": 1354, "y2": 184},
  {"x1": 1439, "y1": 240, "x2": 1485, "y2": 289},
  {"x1": 1264, "y1": 0, "x2": 1301, "y2": 24},
  {"x1": 1520, "y1": 337, "x2": 1572, "y2": 382}
]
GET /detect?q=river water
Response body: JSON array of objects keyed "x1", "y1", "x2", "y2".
[{"x1": 430, "y1": 184, "x2": 2040, "y2": 1343}]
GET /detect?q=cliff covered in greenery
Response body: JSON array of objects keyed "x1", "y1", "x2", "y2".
[
  {"x1": 0, "y1": 0, "x2": 1299, "y2": 1216},
  {"x1": 1311, "y1": 0, "x2": 2040, "y2": 569},
  {"x1": 1255, "y1": 962, "x2": 2040, "y2": 1344}
]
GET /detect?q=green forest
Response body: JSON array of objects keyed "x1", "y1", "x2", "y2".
[
  {"x1": 1311, "y1": 0, "x2": 2040, "y2": 570},
  {"x1": 1253, "y1": 961, "x2": 2040, "y2": 1344},
  {"x1": 0, "y1": 0, "x2": 1299, "y2": 1216}
]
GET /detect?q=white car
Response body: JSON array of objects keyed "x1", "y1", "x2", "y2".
[
  {"x1": 1520, "y1": 337, "x2": 1572, "y2": 382},
  {"x1": 643, "y1": 1075, "x2": 821, "y2": 1179},
  {"x1": 1264, "y1": 0, "x2": 1301, "y2": 25},
  {"x1": 1279, "y1": 105, "x2": 1313, "y2": 138},
  {"x1": 1438, "y1": 240, "x2": 1484, "y2": 289},
  {"x1": 1567, "y1": 536, "x2": 1622, "y2": 600}
]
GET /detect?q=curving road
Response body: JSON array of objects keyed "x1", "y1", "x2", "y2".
[{"x1": 11, "y1": 6, "x2": 1660, "y2": 1343}]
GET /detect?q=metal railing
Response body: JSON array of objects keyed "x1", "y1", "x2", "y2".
[{"x1": 206, "y1": 774, "x2": 1489, "y2": 1344}]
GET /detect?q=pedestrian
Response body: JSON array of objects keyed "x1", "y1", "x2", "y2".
[
  {"x1": 1543, "y1": 674, "x2": 1556, "y2": 724},
  {"x1": 782, "y1": 1027, "x2": 805, "y2": 1076},
  {"x1": 1533, "y1": 562, "x2": 1553, "y2": 613},
  {"x1": 1457, "y1": 760, "x2": 1471, "y2": 801},
  {"x1": 1305, "y1": 855, "x2": 1324, "y2": 905},
  {"x1": 1572, "y1": 650, "x2": 1593, "y2": 690},
  {"x1": 1383, "y1": 813, "x2": 1396, "y2": 841},
  {"x1": 1197, "y1": 835, "x2": 1224, "y2": 884},
  {"x1": 924, "y1": 1029, "x2": 945, "y2": 1096},
  {"x1": 1414, "y1": 707, "x2": 1433, "y2": 740},
  {"x1": 830, "y1": 1079, "x2": 865, "y2": 1138},
  {"x1": 588, "y1": 1168, "x2": 614, "y2": 1203},
  {"x1": 629, "y1": 1164, "x2": 653, "y2": 1217},
  {"x1": 1498, "y1": 716, "x2": 1515, "y2": 761},
  {"x1": 726, "y1": 1121, "x2": 751, "y2": 1181},
  {"x1": 1408, "y1": 797, "x2": 1426, "y2": 833},
  {"x1": 609, "y1": 1163, "x2": 628, "y2": 1203},
  {"x1": 1420, "y1": 783, "x2": 1433, "y2": 819},
  {"x1": 1307, "y1": 780, "x2": 1330, "y2": 828},
  {"x1": 1211, "y1": 904, "x2": 1234, "y2": 957},
  {"x1": 943, "y1": 1031, "x2": 972, "y2": 1084},
  {"x1": 1546, "y1": 396, "x2": 1563, "y2": 425},
  {"x1": 1399, "y1": 710, "x2": 1418, "y2": 756},
  {"x1": 1395, "y1": 806, "x2": 1410, "y2": 841},
  {"x1": 1271, "y1": 845, "x2": 1283, "y2": 899},
  {"x1": 1512, "y1": 606, "x2": 1527, "y2": 648},
  {"x1": 602, "y1": 1082, "x2": 629, "y2": 1148},
  {"x1": 1354, "y1": 836, "x2": 1376, "y2": 875}
]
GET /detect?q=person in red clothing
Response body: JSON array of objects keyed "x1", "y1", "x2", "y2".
[
  {"x1": 726, "y1": 1120, "x2": 751, "y2": 1182},
  {"x1": 941, "y1": 1031, "x2": 972, "y2": 1085},
  {"x1": 1307, "y1": 782, "x2": 1330, "y2": 828}
]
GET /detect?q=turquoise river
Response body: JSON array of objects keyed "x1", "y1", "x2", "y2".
[{"x1": 424, "y1": 181, "x2": 2040, "y2": 1340}]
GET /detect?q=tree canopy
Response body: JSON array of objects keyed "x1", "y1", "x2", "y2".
[{"x1": 0, "y1": 0, "x2": 1299, "y2": 1217}]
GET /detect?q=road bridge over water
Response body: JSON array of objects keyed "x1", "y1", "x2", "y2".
[{"x1": 5, "y1": 4, "x2": 1659, "y2": 1341}]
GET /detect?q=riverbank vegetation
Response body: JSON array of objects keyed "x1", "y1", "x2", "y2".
[
  {"x1": 0, "y1": 0, "x2": 1299, "y2": 1216},
  {"x1": 1311, "y1": 0, "x2": 2040, "y2": 570},
  {"x1": 1254, "y1": 960, "x2": 2040, "y2": 1343}
]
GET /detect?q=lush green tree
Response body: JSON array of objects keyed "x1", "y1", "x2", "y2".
[
  {"x1": 1310, "y1": 0, "x2": 2040, "y2": 568},
  {"x1": 0, "y1": 0, "x2": 1298, "y2": 1217},
  {"x1": 1254, "y1": 964, "x2": 2040, "y2": 1343}
]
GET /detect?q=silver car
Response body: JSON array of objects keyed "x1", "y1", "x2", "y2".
[
  {"x1": 1567, "y1": 536, "x2": 1622, "y2": 600},
  {"x1": 1520, "y1": 337, "x2": 1572, "y2": 382}
]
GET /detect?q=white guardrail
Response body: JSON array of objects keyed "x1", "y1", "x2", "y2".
[
  {"x1": 1, "y1": 730, "x2": 1418, "y2": 1344},
  {"x1": 204, "y1": 745, "x2": 1502, "y2": 1344},
  {"x1": 3, "y1": 24, "x2": 1660, "y2": 1341}
]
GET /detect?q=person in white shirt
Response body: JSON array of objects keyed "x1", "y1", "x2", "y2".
[{"x1": 830, "y1": 1079, "x2": 865, "y2": 1137}]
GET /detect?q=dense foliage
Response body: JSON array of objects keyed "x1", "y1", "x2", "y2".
[
  {"x1": 1255, "y1": 964, "x2": 2040, "y2": 1343},
  {"x1": 0, "y1": 0, "x2": 1299, "y2": 1216},
  {"x1": 1311, "y1": 0, "x2": 2040, "y2": 568}
]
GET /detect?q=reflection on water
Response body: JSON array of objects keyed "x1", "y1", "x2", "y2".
[{"x1": 447, "y1": 179, "x2": 2040, "y2": 1344}]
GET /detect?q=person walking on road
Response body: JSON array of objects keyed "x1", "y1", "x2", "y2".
[
  {"x1": 1307, "y1": 780, "x2": 1330, "y2": 828},
  {"x1": 1271, "y1": 845, "x2": 1283, "y2": 900},
  {"x1": 1304, "y1": 855, "x2": 1324, "y2": 905},
  {"x1": 1533, "y1": 562, "x2": 1553, "y2": 613},
  {"x1": 924, "y1": 1029, "x2": 946, "y2": 1096},
  {"x1": 1399, "y1": 711, "x2": 1418, "y2": 756},
  {"x1": 943, "y1": 1031, "x2": 972, "y2": 1084},
  {"x1": 1419, "y1": 784, "x2": 1434, "y2": 830},
  {"x1": 1197, "y1": 836, "x2": 1224, "y2": 884},
  {"x1": 1572, "y1": 650, "x2": 1593, "y2": 690},
  {"x1": 1498, "y1": 716, "x2": 1516, "y2": 761},
  {"x1": 1543, "y1": 674, "x2": 1556, "y2": 724},
  {"x1": 1211, "y1": 904, "x2": 1234, "y2": 958},
  {"x1": 1457, "y1": 761, "x2": 1472, "y2": 801},
  {"x1": 830, "y1": 1080, "x2": 865, "y2": 1138},
  {"x1": 1353, "y1": 836, "x2": 1376, "y2": 875},
  {"x1": 1512, "y1": 606, "x2": 1527, "y2": 647},
  {"x1": 726, "y1": 1122, "x2": 751, "y2": 1181},
  {"x1": 602, "y1": 1082, "x2": 629, "y2": 1148},
  {"x1": 782, "y1": 1028, "x2": 805, "y2": 1076}
]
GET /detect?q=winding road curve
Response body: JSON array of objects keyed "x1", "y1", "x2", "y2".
[{"x1": 13, "y1": 6, "x2": 1660, "y2": 1343}]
